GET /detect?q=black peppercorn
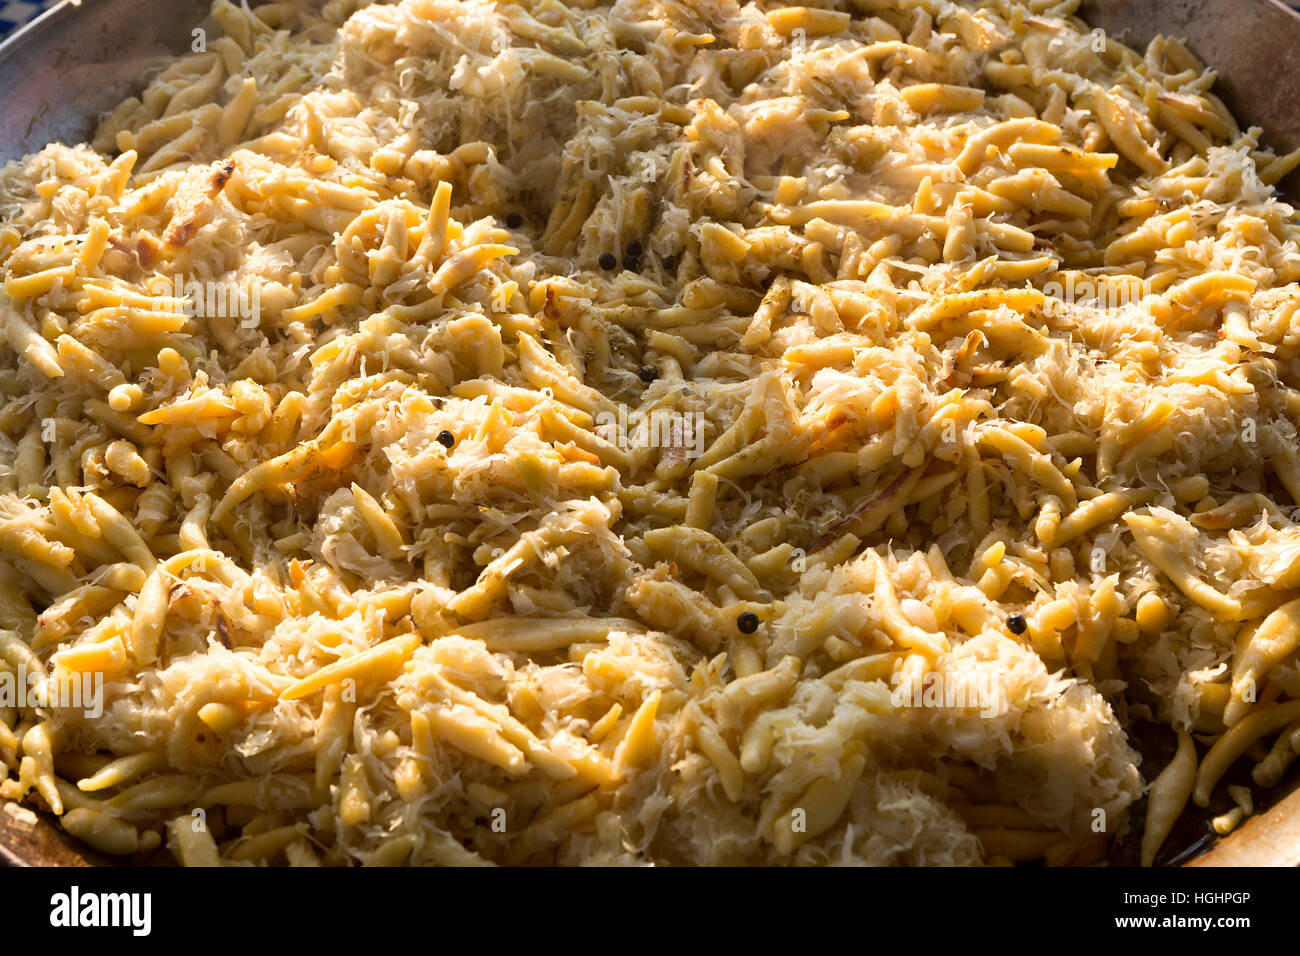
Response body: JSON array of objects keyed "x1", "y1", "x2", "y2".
[
  {"x1": 637, "y1": 365, "x2": 658, "y2": 383},
  {"x1": 626, "y1": 239, "x2": 643, "y2": 257},
  {"x1": 1006, "y1": 613, "x2": 1027, "y2": 635},
  {"x1": 436, "y1": 430, "x2": 455, "y2": 449},
  {"x1": 505, "y1": 212, "x2": 522, "y2": 228},
  {"x1": 737, "y1": 612, "x2": 760, "y2": 634},
  {"x1": 598, "y1": 252, "x2": 617, "y2": 270}
]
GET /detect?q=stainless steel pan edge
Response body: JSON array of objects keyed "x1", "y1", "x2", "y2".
[
  {"x1": 0, "y1": 0, "x2": 215, "y2": 164},
  {"x1": 1083, "y1": 0, "x2": 1300, "y2": 176}
]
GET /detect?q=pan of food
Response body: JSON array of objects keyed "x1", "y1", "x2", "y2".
[{"x1": 2, "y1": 0, "x2": 1300, "y2": 868}]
